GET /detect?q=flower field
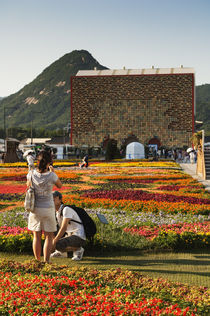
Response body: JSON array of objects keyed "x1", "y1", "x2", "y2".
[
  {"x1": 0, "y1": 260, "x2": 209, "y2": 315},
  {"x1": 0, "y1": 162, "x2": 210, "y2": 251},
  {"x1": 0, "y1": 161, "x2": 209, "y2": 314}
]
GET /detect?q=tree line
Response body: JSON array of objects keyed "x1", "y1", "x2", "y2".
[{"x1": 0, "y1": 127, "x2": 68, "y2": 140}]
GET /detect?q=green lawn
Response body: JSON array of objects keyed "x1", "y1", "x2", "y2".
[{"x1": 1, "y1": 250, "x2": 209, "y2": 287}]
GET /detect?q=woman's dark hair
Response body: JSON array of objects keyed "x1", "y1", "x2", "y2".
[{"x1": 37, "y1": 150, "x2": 52, "y2": 173}]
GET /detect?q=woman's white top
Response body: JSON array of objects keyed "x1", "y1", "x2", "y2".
[{"x1": 27, "y1": 169, "x2": 58, "y2": 208}]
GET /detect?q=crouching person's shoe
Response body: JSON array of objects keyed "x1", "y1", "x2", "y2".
[
  {"x1": 72, "y1": 247, "x2": 84, "y2": 261},
  {"x1": 50, "y1": 250, "x2": 67, "y2": 258}
]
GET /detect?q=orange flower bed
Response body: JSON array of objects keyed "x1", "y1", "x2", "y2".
[
  {"x1": 0, "y1": 169, "x2": 27, "y2": 179},
  {"x1": 95, "y1": 174, "x2": 189, "y2": 181},
  {"x1": 54, "y1": 170, "x2": 79, "y2": 180},
  {"x1": 64, "y1": 194, "x2": 210, "y2": 215},
  {"x1": 0, "y1": 201, "x2": 23, "y2": 212}
]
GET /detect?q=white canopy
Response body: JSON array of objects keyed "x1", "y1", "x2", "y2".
[{"x1": 126, "y1": 142, "x2": 145, "y2": 159}]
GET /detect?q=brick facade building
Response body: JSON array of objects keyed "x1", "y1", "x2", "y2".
[{"x1": 71, "y1": 68, "x2": 195, "y2": 148}]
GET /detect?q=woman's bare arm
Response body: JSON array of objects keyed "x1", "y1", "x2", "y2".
[
  {"x1": 55, "y1": 178, "x2": 62, "y2": 188},
  {"x1": 49, "y1": 165, "x2": 62, "y2": 188}
]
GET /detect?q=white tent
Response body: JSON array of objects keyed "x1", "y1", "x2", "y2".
[{"x1": 126, "y1": 142, "x2": 145, "y2": 159}]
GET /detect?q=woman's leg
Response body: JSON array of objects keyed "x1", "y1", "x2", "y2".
[
  {"x1": 43, "y1": 232, "x2": 54, "y2": 263},
  {"x1": 32, "y1": 231, "x2": 42, "y2": 260}
]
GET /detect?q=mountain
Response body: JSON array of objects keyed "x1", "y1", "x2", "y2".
[
  {"x1": 196, "y1": 84, "x2": 210, "y2": 134},
  {"x1": 0, "y1": 50, "x2": 108, "y2": 130}
]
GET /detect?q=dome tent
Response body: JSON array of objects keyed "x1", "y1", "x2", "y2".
[{"x1": 126, "y1": 142, "x2": 145, "y2": 159}]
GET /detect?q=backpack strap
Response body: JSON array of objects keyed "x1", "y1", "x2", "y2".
[{"x1": 60, "y1": 204, "x2": 82, "y2": 225}]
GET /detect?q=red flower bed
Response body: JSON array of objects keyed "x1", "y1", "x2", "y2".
[
  {"x1": 124, "y1": 222, "x2": 210, "y2": 240},
  {"x1": 0, "y1": 226, "x2": 30, "y2": 235},
  {"x1": 124, "y1": 225, "x2": 160, "y2": 240},
  {"x1": 0, "y1": 272, "x2": 196, "y2": 315},
  {"x1": 157, "y1": 185, "x2": 182, "y2": 191},
  {"x1": 1, "y1": 175, "x2": 26, "y2": 182},
  {"x1": 0, "y1": 184, "x2": 27, "y2": 194},
  {"x1": 112, "y1": 179, "x2": 156, "y2": 183},
  {"x1": 0, "y1": 184, "x2": 71, "y2": 194},
  {"x1": 156, "y1": 185, "x2": 202, "y2": 191},
  {"x1": 82, "y1": 189, "x2": 210, "y2": 205}
]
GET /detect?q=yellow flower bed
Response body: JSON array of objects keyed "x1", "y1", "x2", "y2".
[
  {"x1": 0, "y1": 162, "x2": 27, "y2": 168},
  {"x1": 0, "y1": 160, "x2": 179, "y2": 169},
  {"x1": 53, "y1": 162, "x2": 76, "y2": 167},
  {"x1": 90, "y1": 161, "x2": 180, "y2": 168},
  {"x1": 0, "y1": 161, "x2": 76, "y2": 168}
]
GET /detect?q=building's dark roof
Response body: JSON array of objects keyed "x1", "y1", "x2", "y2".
[
  {"x1": 46, "y1": 136, "x2": 70, "y2": 145},
  {"x1": 7, "y1": 137, "x2": 20, "y2": 143}
]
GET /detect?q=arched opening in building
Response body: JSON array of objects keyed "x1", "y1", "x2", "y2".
[{"x1": 148, "y1": 137, "x2": 161, "y2": 149}]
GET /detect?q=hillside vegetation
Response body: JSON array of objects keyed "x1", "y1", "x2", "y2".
[
  {"x1": 196, "y1": 84, "x2": 210, "y2": 134},
  {"x1": 0, "y1": 50, "x2": 107, "y2": 130}
]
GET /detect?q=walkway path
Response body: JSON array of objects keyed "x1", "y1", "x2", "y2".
[{"x1": 180, "y1": 163, "x2": 210, "y2": 192}]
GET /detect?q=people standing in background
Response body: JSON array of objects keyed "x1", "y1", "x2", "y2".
[
  {"x1": 76, "y1": 148, "x2": 80, "y2": 159},
  {"x1": 194, "y1": 150, "x2": 197, "y2": 163},
  {"x1": 173, "y1": 150, "x2": 177, "y2": 161},
  {"x1": 189, "y1": 151, "x2": 195, "y2": 164},
  {"x1": 177, "y1": 150, "x2": 182, "y2": 162},
  {"x1": 183, "y1": 151, "x2": 189, "y2": 163},
  {"x1": 181, "y1": 149, "x2": 185, "y2": 162},
  {"x1": 23, "y1": 150, "x2": 36, "y2": 170},
  {"x1": 27, "y1": 150, "x2": 62, "y2": 263}
]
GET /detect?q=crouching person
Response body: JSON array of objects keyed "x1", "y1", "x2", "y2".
[{"x1": 51, "y1": 191, "x2": 86, "y2": 260}]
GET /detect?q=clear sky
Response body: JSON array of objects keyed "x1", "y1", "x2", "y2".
[{"x1": 1, "y1": 0, "x2": 210, "y2": 96}]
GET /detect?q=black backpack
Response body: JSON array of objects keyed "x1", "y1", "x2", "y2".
[{"x1": 61, "y1": 204, "x2": 96, "y2": 241}]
